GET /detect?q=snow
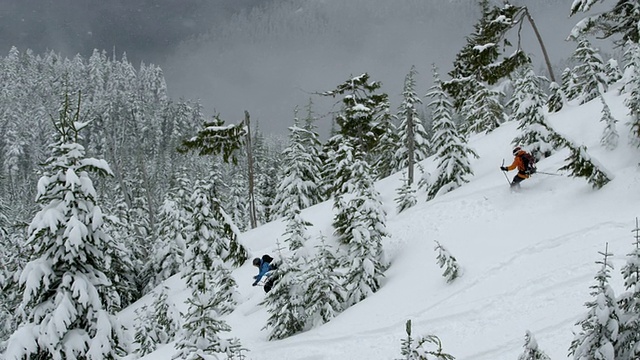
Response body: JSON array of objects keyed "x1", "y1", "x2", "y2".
[{"x1": 107, "y1": 89, "x2": 640, "y2": 358}]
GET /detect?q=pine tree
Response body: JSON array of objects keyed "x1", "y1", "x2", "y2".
[
  {"x1": 517, "y1": 330, "x2": 551, "y2": 360},
  {"x1": 623, "y1": 42, "x2": 640, "y2": 147},
  {"x1": 510, "y1": 67, "x2": 555, "y2": 158},
  {"x1": 303, "y1": 235, "x2": 346, "y2": 329},
  {"x1": 556, "y1": 136, "x2": 612, "y2": 189},
  {"x1": 262, "y1": 254, "x2": 307, "y2": 340},
  {"x1": 616, "y1": 219, "x2": 640, "y2": 359},
  {"x1": 272, "y1": 113, "x2": 324, "y2": 218},
  {"x1": 570, "y1": 38, "x2": 609, "y2": 105},
  {"x1": 321, "y1": 73, "x2": 393, "y2": 176},
  {"x1": 134, "y1": 286, "x2": 180, "y2": 357},
  {"x1": 599, "y1": 95, "x2": 619, "y2": 150},
  {"x1": 568, "y1": 244, "x2": 621, "y2": 360},
  {"x1": 434, "y1": 241, "x2": 461, "y2": 284},
  {"x1": 395, "y1": 173, "x2": 418, "y2": 214},
  {"x1": 4, "y1": 94, "x2": 125, "y2": 360},
  {"x1": 461, "y1": 82, "x2": 506, "y2": 135},
  {"x1": 426, "y1": 66, "x2": 478, "y2": 200},
  {"x1": 570, "y1": 0, "x2": 640, "y2": 46},
  {"x1": 395, "y1": 65, "x2": 430, "y2": 181},
  {"x1": 339, "y1": 154, "x2": 388, "y2": 306},
  {"x1": 174, "y1": 180, "x2": 241, "y2": 359},
  {"x1": 562, "y1": 67, "x2": 582, "y2": 102},
  {"x1": 443, "y1": 0, "x2": 530, "y2": 110},
  {"x1": 144, "y1": 174, "x2": 192, "y2": 291},
  {"x1": 399, "y1": 320, "x2": 455, "y2": 360},
  {"x1": 547, "y1": 81, "x2": 566, "y2": 113}
]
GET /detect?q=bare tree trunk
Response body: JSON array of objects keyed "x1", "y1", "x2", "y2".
[
  {"x1": 525, "y1": 10, "x2": 556, "y2": 83},
  {"x1": 407, "y1": 109, "x2": 415, "y2": 185},
  {"x1": 244, "y1": 110, "x2": 257, "y2": 229}
]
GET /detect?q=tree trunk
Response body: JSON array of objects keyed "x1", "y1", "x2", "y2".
[
  {"x1": 245, "y1": 110, "x2": 257, "y2": 229},
  {"x1": 525, "y1": 9, "x2": 556, "y2": 83}
]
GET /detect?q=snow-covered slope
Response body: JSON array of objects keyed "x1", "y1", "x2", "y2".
[{"x1": 126, "y1": 88, "x2": 640, "y2": 360}]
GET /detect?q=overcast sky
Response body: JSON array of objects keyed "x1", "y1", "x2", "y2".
[
  {"x1": 0, "y1": 0, "x2": 265, "y2": 64},
  {"x1": 0, "y1": 0, "x2": 600, "y2": 136}
]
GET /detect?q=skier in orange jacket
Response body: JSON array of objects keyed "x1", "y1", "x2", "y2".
[{"x1": 500, "y1": 146, "x2": 536, "y2": 188}]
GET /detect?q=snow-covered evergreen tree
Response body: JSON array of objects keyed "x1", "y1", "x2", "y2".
[
  {"x1": 616, "y1": 219, "x2": 640, "y2": 359},
  {"x1": 510, "y1": 66, "x2": 555, "y2": 158},
  {"x1": 5, "y1": 94, "x2": 125, "y2": 360},
  {"x1": 395, "y1": 173, "x2": 418, "y2": 214},
  {"x1": 570, "y1": 38, "x2": 609, "y2": 105},
  {"x1": 321, "y1": 73, "x2": 392, "y2": 178},
  {"x1": 556, "y1": 137, "x2": 612, "y2": 189},
  {"x1": 599, "y1": 95, "x2": 619, "y2": 150},
  {"x1": 570, "y1": 0, "x2": 640, "y2": 46},
  {"x1": 174, "y1": 179, "x2": 241, "y2": 359},
  {"x1": 425, "y1": 66, "x2": 478, "y2": 200},
  {"x1": 517, "y1": 330, "x2": 551, "y2": 360},
  {"x1": 134, "y1": 286, "x2": 180, "y2": 357},
  {"x1": 303, "y1": 235, "x2": 346, "y2": 329},
  {"x1": 394, "y1": 65, "x2": 430, "y2": 179},
  {"x1": 399, "y1": 320, "x2": 455, "y2": 360},
  {"x1": 272, "y1": 113, "x2": 324, "y2": 219},
  {"x1": 461, "y1": 82, "x2": 506, "y2": 135},
  {"x1": 144, "y1": 175, "x2": 191, "y2": 291},
  {"x1": 434, "y1": 240, "x2": 461, "y2": 284},
  {"x1": 547, "y1": 81, "x2": 565, "y2": 113},
  {"x1": 562, "y1": 67, "x2": 582, "y2": 102},
  {"x1": 623, "y1": 42, "x2": 640, "y2": 147},
  {"x1": 568, "y1": 244, "x2": 621, "y2": 360},
  {"x1": 337, "y1": 154, "x2": 388, "y2": 306},
  {"x1": 262, "y1": 254, "x2": 307, "y2": 340}
]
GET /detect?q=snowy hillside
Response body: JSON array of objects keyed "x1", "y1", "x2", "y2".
[{"x1": 125, "y1": 87, "x2": 640, "y2": 360}]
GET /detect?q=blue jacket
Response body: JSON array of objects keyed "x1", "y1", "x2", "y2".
[{"x1": 253, "y1": 260, "x2": 272, "y2": 285}]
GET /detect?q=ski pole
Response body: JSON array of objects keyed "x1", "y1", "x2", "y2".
[
  {"x1": 536, "y1": 171, "x2": 563, "y2": 176},
  {"x1": 500, "y1": 159, "x2": 511, "y2": 185}
]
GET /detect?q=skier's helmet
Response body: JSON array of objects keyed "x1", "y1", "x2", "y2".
[
  {"x1": 512, "y1": 146, "x2": 522, "y2": 155},
  {"x1": 252, "y1": 258, "x2": 261, "y2": 266}
]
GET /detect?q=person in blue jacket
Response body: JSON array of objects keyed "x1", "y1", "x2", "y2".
[{"x1": 252, "y1": 255, "x2": 276, "y2": 292}]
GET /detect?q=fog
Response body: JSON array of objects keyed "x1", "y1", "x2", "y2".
[
  {"x1": 0, "y1": 0, "x2": 597, "y2": 136},
  {"x1": 163, "y1": 0, "x2": 583, "y2": 136}
]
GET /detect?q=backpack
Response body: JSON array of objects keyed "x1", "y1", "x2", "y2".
[
  {"x1": 520, "y1": 152, "x2": 537, "y2": 174},
  {"x1": 262, "y1": 254, "x2": 277, "y2": 271}
]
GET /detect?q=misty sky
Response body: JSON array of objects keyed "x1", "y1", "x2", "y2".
[{"x1": 0, "y1": 0, "x2": 601, "y2": 136}]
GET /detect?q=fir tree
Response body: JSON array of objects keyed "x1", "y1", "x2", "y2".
[
  {"x1": 272, "y1": 113, "x2": 324, "y2": 219},
  {"x1": 623, "y1": 42, "x2": 640, "y2": 147},
  {"x1": 555, "y1": 136, "x2": 612, "y2": 189},
  {"x1": 517, "y1": 330, "x2": 551, "y2": 360},
  {"x1": 562, "y1": 67, "x2": 582, "y2": 102},
  {"x1": 133, "y1": 286, "x2": 180, "y2": 357},
  {"x1": 321, "y1": 73, "x2": 393, "y2": 177},
  {"x1": 399, "y1": 320, "x2": 455, "y2": 360},
  {"x1": 616, "y1": 219, "x2": 640, "y2": 359},
  {"x1": 261, "y1": 253, "x2": 306, "y2": 340},
  {"x1": 568, "y1": 244, "x2": 621, "y2": 360},
  {"x1": 461, "y1": 82, "x2": 506, "y2": 135},
  {"x1": 426, "y1": 66, "x2": 478, "y2": 200},
  {"x1": 434, "y1": 241, "x2": 461, "y2": 284},
  {"x1": 339, "y1": 153, "x2": 388, "y2": 306},
  {"x1": 303, "y1": 236, "x2": 346, "y2": 329},
  {"x1": 599, "y1": 95, "x2": 619, "y2": 150},
  {"x1": 510, "y1": 67, "x2": 555, "y2": 158},
  {"x1": 174, "y1": 180, "x2": 241, "y2": 359},
  {"x1": 547, "y1": 81, "x2": 565, "y2": 113},
  {"x1": 4, "y1": 94, "x2": 125, "y2": 360},
  {"x1": 570, "y1": 0, "x2": 640, "y2": 46},
  {"x1": 395, "y1": 173, "x2": 418, "y2": 214},
  {"x1": 569, "y1": 38, "x2": 609, "y2": 105},
  {"x1": 395, "y1": 65, "x2": 430, "y2": 181},
  {"x1": 144, "y1": 174, "x2": 192, "y2": 292},
  {"x1": 443, "y1": 0, "x2": 530, "y2": 110}
]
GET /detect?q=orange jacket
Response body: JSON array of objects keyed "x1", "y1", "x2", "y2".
[{"x1": 506, "y1": 150, "x2": 530, "y2": 179}]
